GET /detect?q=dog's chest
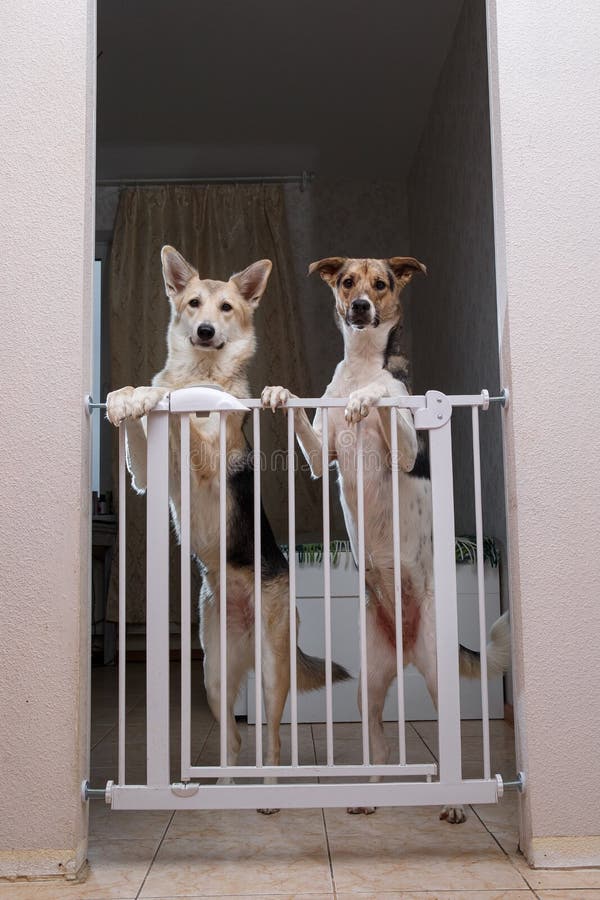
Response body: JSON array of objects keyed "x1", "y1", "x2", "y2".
[
  {"x1": 167, "y1": 413, "x2": 225, "y2": 554},
  {"x1": 325, "y1": 381, "x2": 432, "y2": 578}
]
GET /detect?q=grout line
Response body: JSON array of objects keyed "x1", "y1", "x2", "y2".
[
  {"x1": 468, "y1": 774, "x2": 536, "y2": 894},
  {"x1": 90, "y1": 722, "x2": 116, "y2": 751},
  {"x1": 311, "y1": 724, "x2": 337, "y2": 899},
  {"x1": 134, "y1": 809, "x2": 175, "y2": 900},
  {"x1": 192, "y1": 715, "x2": 217, "y2": 766},
  {"x1": 409, "y1": 720, "x2": 440, "y2": 764}
]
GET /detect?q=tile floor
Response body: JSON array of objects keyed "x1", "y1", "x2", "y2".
[{"x1": 2, "y1": 662, "x2": 599, "y2": 900}]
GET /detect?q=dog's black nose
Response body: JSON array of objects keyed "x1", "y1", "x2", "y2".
[
  {"x1": 351, "y1": 298, "x2": 371, "y2": 314},
  {"x1": 197, "y1": 323, "x2": 216, "y2": 340}
]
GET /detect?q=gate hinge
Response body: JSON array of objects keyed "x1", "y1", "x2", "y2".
[{"x1": 414, "y1": 390, "x2": 452, "y2": 430}]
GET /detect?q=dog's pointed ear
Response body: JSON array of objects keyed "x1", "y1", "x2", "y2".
[
  {"x1": 229, "y1": 259, "x2": 272, "y2": 307},
  {"x1": 308, "y1": 257, "x2": 347, "y2": 286},
  {"x1": 387, "y1": 257, "x2": 427, "y2": 288},
  {"x1": 161, "y1": 246, "x2": 198, "y2": 300}
]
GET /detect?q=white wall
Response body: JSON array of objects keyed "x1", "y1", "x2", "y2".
[
  {"x1": 0, "y1": 0, "x2": 95, "y2": 880},
  {"x1": 487, "y1": 0, "x2": 600, "y2": 867}
]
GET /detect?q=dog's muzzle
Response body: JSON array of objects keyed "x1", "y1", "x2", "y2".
[
  {"x1": 347, "y1": 298, "x2": 375, "y2": 329},
  {"x1": 190, "y1": 322, "x2": 224, "y2": 349}
]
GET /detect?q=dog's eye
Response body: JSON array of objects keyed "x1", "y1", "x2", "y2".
[
  {"x1": 342, "y1": 277, "x2": 354, "y2": 289},
  {"x1": 375, "y1": 280, "x2": 386, "y2": 291},
  {"x1": 221, "y1": 302, "x2": 233, "y2": 312},
  {"x1": 189, "y1": 298, "x2": 200, "y2": 308}
]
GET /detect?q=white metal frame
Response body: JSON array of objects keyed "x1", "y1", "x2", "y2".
[{"x1": 106, "y1": 387, "x2": 505, "y2": 811}]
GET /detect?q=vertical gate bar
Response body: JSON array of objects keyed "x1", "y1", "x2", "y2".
[
  {"x1": 471, "y1": 405, "x2": 491, "y2": 780},
  {"x1": 390, "y1": 408, "x2": 407, "y2": 765},
  {"x1": 253, "y1": 407, "x2": 263, "y2": 768},
  {"x1": 118, "y1": 424, "x2": 126, "y2": 785},
  {"x1": 219, "y1": 412, "x2": 228, "y2": 768},
  {"x1": 356, "y1": 421, "x2": 370, "y2": 765},
  {"x1": 180, "y1": 414, "x2": 191, "y2": 780},
  {"x1": 145, "y1": 409, "x2": 170, "y2": 785},
  {"x1": 428, "y1": 414, "x2": 462, "y2": 784},
  {"x1": 288, "y1": 407, "x2": 299, "y2": 766},
  {"x1": 321, "y1": 407, "x2": 334, "y2": 766}
]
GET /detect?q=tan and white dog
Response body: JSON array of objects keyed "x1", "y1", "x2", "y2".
[
  {"x1": 107, "y1": 246, "x2": 349, "y2": 806},
  {"x1": 262, "y1": 256, "x2": 509, "y2": 823}
]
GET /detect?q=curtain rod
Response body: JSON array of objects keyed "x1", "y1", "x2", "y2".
[{"x1": 96, "y1": 171, "x2": 315, "y2": 190}]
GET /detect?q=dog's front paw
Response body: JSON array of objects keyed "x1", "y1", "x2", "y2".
[
  {"x1": 347, "y1": 806, "x2": 376, "y2": 815},
  {"x1": 106, "y1": 386, "x2": 166, "y2": 426},
  {"x1": 345, "y1": 387, "x2": 383, "y2": 425},
  {"x1": 261, "y1": 385, "x2": 292, "y2": 412},
  {"x1": 440, "y1": 805, "x2": 467, "y2": 824}
]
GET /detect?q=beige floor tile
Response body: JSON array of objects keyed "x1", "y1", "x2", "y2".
[
  {"x1": 410, "y1": 721, "x2": 516, "y2": 779},
  {"x1": 0, "y1": 839, "x2": 159, "y2": 899},
  {"x1": 90, "y1": 722, "x2": 116, "y2": 748},
  {"x1": 0, "y1": 882, "x2": 104, "y2": 900},
  {"x1": 141, "y1": 895, "x2": 334, "y2": 899},
  {"x1": 473, "y1": 792, "x2": 519, "y2": 836},
  {"x1": 312, "y1": 723, "x2": 436, "y2": 769},
  {"x1": 335, "y1": 893, "x2": 534, "y2": 899},
  {"x1": 510, "y1": 856, "x2": 600, "y2": 891},
  {"x1": 91, "y1": 740, "x2": 147, "y2": 767},
  {"x1": 324, "y1": 802, "x2": 490, "y2": 837},
  {"x1": 139, "y1": 832, "x2": 333, "y2": 898},
  {"x1": 487, "y1": 828, "x2": 520, "y2": 858},
  {"x1": 167, "y1": 808, "x2": 326, "y2": 840},
  {"x1": 537, "y1": 892, "x2": 600, "y2": 899},
  {"x1": 89, "y1": 803, "x2": 172, "y2": 841},
  {"x1": 194, "y1": 723, "x2": 317, "y2": 784},
  {"x1": 89, "y1": 764, "x2": 148, "y2": 784},
  {"x1": 328, "y1": 825, "x2": 528, "y2": 893}
]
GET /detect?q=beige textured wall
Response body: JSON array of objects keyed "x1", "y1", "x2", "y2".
[
  {"x1": 487, "y1": 0, "x2": 600, "y2": 866},
  {"x1": 0, "y1": 0, "x2": 95, "y2": 881}
]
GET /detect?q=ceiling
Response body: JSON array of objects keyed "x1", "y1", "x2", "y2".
[{"x1": 97, "y1": 0, "x2": 464, "y2": 181}]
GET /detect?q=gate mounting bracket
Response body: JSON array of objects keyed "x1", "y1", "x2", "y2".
[
  {"x1": 502, "y1": 771, "x2": 526, "y2": 793},
  {"x1": 81, "y1": 779, "x2": 112, "y2": 804},
  {"x1": 414, "y1": 390, "x2": 452, "y2": 430}
]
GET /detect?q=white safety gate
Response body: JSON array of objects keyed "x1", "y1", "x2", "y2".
[{"x1": 87, "y1": 387, "x2": 514, "y2": 811}]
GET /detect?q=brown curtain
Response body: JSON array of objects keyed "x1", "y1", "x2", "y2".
[{"x1": 106, "y1": 184, "x2": 324, "y2": 624}]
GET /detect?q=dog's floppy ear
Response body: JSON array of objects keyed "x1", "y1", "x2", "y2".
[
  {"x1": 387, "y1": 257, "x2": 427, "y2": 288},
  {"x1": 229, "y1": 259, "x2": 272, "y2": 307},
  {"x1": 308, "y1": 257, "x2": 347, "y2": 285},
  {"x1": 161, "y1": 246, "x2": 198, "y2": 300}
]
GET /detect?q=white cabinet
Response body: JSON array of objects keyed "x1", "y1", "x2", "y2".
[{"x1": 237, "y1": 550, "x2": 504, "y2": 722}]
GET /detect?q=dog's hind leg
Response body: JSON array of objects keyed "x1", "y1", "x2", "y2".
[
  {"x1": 411, "y1": 609, "x2": 467, "y2": 825},
  {"x1": 201, "y1": 599, "x2": 251, "y2": 781},
  {"x1": 255, "y1": 606, "x2": 291, "y2": 815},
  {"x1": 348, "y1": 604, "x2": 398, "y2": 815}
]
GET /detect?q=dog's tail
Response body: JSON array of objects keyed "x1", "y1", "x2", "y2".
[
  {"x1": 459, "y1": 611, "x2": 511, "y2": 679},
  {"x1": 297, "y1": 647, "x2": 351, "y2": 693}
]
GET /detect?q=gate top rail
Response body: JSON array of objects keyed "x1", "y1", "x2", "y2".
[{"x1": 87, "y1": 386, "x2": 508, "y2": 414}]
